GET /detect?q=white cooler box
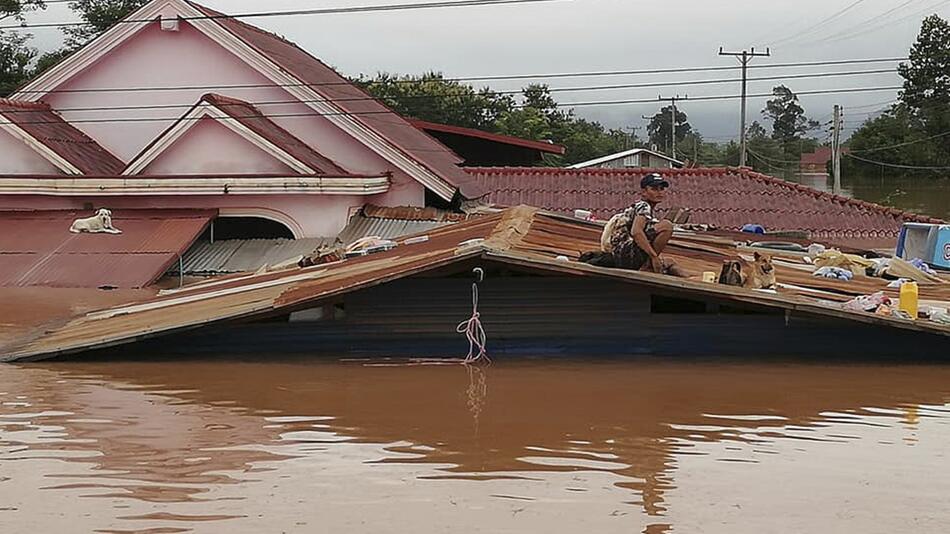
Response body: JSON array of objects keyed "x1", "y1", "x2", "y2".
[{"x1": 896, "y1": 223, "x2": 950, "y2": 270}]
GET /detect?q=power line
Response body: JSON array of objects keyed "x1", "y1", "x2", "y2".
[
  {"x1": 0, "y1": 84, "x2": 906, "y2": 127},
  {"x1": 850, "y1": 130, "x2": 950, "y2": 153},
  {"x1": 0, "y1": 0, "x2": 562, "y2": 30},
  {"x1": 813, "y1": 0, "x2": 928, "y2": 45},
  {"x1": 767, "y1": 0, "x2": 871, "y2": 47},
  {"x1": 845, "y1": 152, "x2": 950, "y2": 170},
  {"x1": 811, "y1": 0, "x2": 950, "y2": 46},
  {"x1": 12, "y1": 57, "x2": 907, "y2": 96},
  {"x1": 1, "y1": 68, "x2": 900, "y2": 115}
]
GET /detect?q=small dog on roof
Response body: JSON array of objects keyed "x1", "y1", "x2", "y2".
[{"x1": 69, "y1": 208, "x2": 123, "y2": 234}]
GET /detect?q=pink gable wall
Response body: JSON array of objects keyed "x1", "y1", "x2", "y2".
[
  {"x1": 0, "y1": 130, "x2": 64, "y2": 174},
  {"x1": 43, "y1": 20, "x2": 423, "y2": 206},
  {"x1": 140, "y1": 117, "x2": 295, "y2": 175}
]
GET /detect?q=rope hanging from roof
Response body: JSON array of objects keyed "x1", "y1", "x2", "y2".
[{"x1": 457, "y1": 267, "x2": 490, "y2": 365}]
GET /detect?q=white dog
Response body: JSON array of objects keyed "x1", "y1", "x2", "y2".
[{"x1": 69, "y1": 208, "x2": 123, "y2": 234}]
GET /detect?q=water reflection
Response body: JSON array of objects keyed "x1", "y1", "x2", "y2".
[{"x1": 2, "y1": 360, "x2": 950, "y2": 533}]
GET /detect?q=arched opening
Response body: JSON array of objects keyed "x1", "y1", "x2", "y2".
[{"x1": 201, "y1": 216, "x2": 295, "y2": 241}]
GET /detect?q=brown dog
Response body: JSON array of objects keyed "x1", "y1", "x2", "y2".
[{"x1": 718, "y1": 252, "x2": 776, "y2": 290}]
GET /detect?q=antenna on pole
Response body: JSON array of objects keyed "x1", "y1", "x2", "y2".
[{"x1": 719, "y1": 47, "x2": 772, "y2": 167}]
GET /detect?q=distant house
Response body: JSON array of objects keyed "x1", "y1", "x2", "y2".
[
  {"x1": 568, "y1": 148, "x2": 684, "y2": 170},
  {"x1": 800, "y1": 147, "x2": 848, "y2": 175},
  {"x1": 409, "y1": 120, "x2": 565, "y2": 166}
]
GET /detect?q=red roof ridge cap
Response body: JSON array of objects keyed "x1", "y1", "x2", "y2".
[
  {"x1": 0, "y1": 99, "x2": 53, "y2": 112},
  {"x1": 200, "y1": 93, "x2": 254, "y2": 107}
]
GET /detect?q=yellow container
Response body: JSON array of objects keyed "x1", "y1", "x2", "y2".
[
  {"x1": 702, "y1": 271, "x2": 717, "y2": 283},
  {"x1": 899, "y1": 281, "x2": 919, "y2": 319}
]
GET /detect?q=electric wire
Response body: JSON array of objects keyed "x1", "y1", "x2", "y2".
[
  {"x1": 12, "y1": 57, "x2": 908, "y2": 96},
  {"x1": 845, "y1": 152, "x2": 950, "y2": 169},
  {"x1": 0, "y1": 68, "x2": 901, "y2": 115},
  {"x1": 0, "y1": 0, "x2": 563, "y2": 30},
  {"x1": 0, "y1": 85, "x2": 907, "y2": 127}
]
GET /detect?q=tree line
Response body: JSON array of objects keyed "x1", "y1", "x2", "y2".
[{"x1": 2, "y1": 2, "x2": 946, "y2": 174}]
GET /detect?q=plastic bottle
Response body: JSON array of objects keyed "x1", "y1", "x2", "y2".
[{"x1": 899, "y1": 281, "x2": 919, "y2": 320}]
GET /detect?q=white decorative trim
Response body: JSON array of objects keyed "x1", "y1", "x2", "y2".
[
  {"x1": 0, "y1": 175, "x2": 390, "y2": 196},
  {"x1": 0, "y1": 120, "x2": 83, "y2": 175},
  {"x1": 123, "y1": 103, "x2": 316, "y2": 175},
  {"x1": 13, "y1": 1, "x2": 178, "y2": 101},
  {"x1": 568, "y1": 148, "x2": 684, "y2": 169},
  {"x1": 12, "y1": 0, "x2": 460, "y2": 200}
]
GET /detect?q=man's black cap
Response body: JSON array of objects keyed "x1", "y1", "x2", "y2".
[{"x1": 640, "y1": 173, "x2": 670, "y2": 189}]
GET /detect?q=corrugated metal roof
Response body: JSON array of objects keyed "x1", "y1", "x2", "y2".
[
  {"x1": 174, "y1": 238, "x2": 332, "y2": 275},
  {"x1": 0, "y1": 99, "x2": 125, "y2": 175},
  {"x1": 0, "y1": 209, "x2": 214, "y2": 288},
  {"x1": 337, "y1": 215, "x2": 451, "y2": 245},
  {"x1": 5, "y1": 206, "x2": 950, "y2": 361}
]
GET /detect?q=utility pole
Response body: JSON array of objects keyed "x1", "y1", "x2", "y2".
[
  {"x1": 832, "y1": 104, "x2": 842, "y2": 194},
  {"x1": 657, "y1": 95, "x2": 687, "y2": 159},
  {"x1": 623, "y1": 125, "x2": 641, "y2": 150},
  {"x1": 719, "y1": 46, "x2": 771, "y2": 167}
]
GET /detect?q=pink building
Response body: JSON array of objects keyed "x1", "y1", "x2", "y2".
[{"x1": 0, "y1": 0, "x2": 485, "y2": 242}]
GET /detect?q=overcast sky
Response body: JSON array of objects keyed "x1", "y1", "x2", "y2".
[{"x1": 21, "y1": 0, "x2": 949, "y2": 141}]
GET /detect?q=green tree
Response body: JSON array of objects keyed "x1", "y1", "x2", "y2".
[
  {"x1": 355, "y1": 72, "x2": 513, "y2": 130},
  {"x1": 0, "y1": 0, "x2": 44, "y2": 21},
  {"x1": 646, "y1": 105, "x2": 691, "y2": 156},
  {"x1": 763, "y1": 85, "x2": 820, "y2": 145},
  {"x1": 842, "y1": 105, "x2": 939, "y2": 175},
  {"x1": 0, "y1": 31, "x2": 35, "y2": 96},
  {"x1": 62, "y1": 0, "x2": 148, "y2": 49},
  {"x1": 897, "y1": 14, "x2": 950, "y2": 161},
  {"x1": 1, "y1": 1, "x2": 44, "y2": 96},
  {"x1": 494, "y1": 106, "x2": 553, "y2": 142}
]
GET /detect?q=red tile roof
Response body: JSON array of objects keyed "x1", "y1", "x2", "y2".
[
  {"x1": 0, "y1": 209, "x2": 214, "y2": 288},
  {"x1": 800, "y1": 146, "x2": 833, "y2": 166},
  {"x1": 408, "y1": 120, "x2": 566, "y2": 155},
  {"x1": 187, "y1": 2, "x2": 482, "y2": 199},
  {"x1": 0, "y1": 99, "x2": 125, "y2": 175},
  {"x1": 465, "y1": 167, "x2": 945, "y2": 247}
]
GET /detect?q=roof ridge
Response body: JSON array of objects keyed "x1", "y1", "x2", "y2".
[{"x1": 0, "y1": 99, "x2": 52, "y2": 111}]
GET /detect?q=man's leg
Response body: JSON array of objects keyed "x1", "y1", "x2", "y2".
[{"x1": 651, "y1": 220, "x2": 674, "y2": 254}]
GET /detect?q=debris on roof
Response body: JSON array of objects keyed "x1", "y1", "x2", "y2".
[
  {"x1": 337, "y1": 205, "x2": 473, "y2": 245},
  {"x1": 465, "y1": 167, "x2": 944, "y2": 248},
  {"x1": 3, "y1": 206, "x2": 948, "y2": 362},
  {"x1": 172, "y1": 237, "x2": 335, "y2": 276}
]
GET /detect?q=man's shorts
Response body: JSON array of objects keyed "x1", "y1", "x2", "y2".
[{"x1": 613, "y1": 227, "x2": 658, "y2": 270}]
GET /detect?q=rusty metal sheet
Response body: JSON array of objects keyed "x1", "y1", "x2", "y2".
[
  {"x1": 0, "y1": 209, "x2": 214, "y2": 288},
  {"x1": 15, "y1": 253, "x2": 180, "y2": 289}
]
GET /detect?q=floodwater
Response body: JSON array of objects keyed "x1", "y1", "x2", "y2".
[
  {"x1": 790, "y1": 173, "x2": 950, "y2": 220},
  {"x1": 3, "y1": 359, "x2": 950, "y2": 533}
]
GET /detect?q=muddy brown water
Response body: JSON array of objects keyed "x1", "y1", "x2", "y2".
[
  {"x1": 791, "y1": 174, "x2": 950, "y2": 220},
  {"x1": 2, "y1": 359, "x2": 950, "y2": 533}
]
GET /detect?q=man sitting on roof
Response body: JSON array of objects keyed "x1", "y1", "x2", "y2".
[{"x1": 602, "y1": 173, "x2": 686, "y2": 276}]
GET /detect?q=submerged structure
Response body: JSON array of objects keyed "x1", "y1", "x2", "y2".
[{"x1": 2, "y1": 207, "x2": 948, "y2": 362}]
